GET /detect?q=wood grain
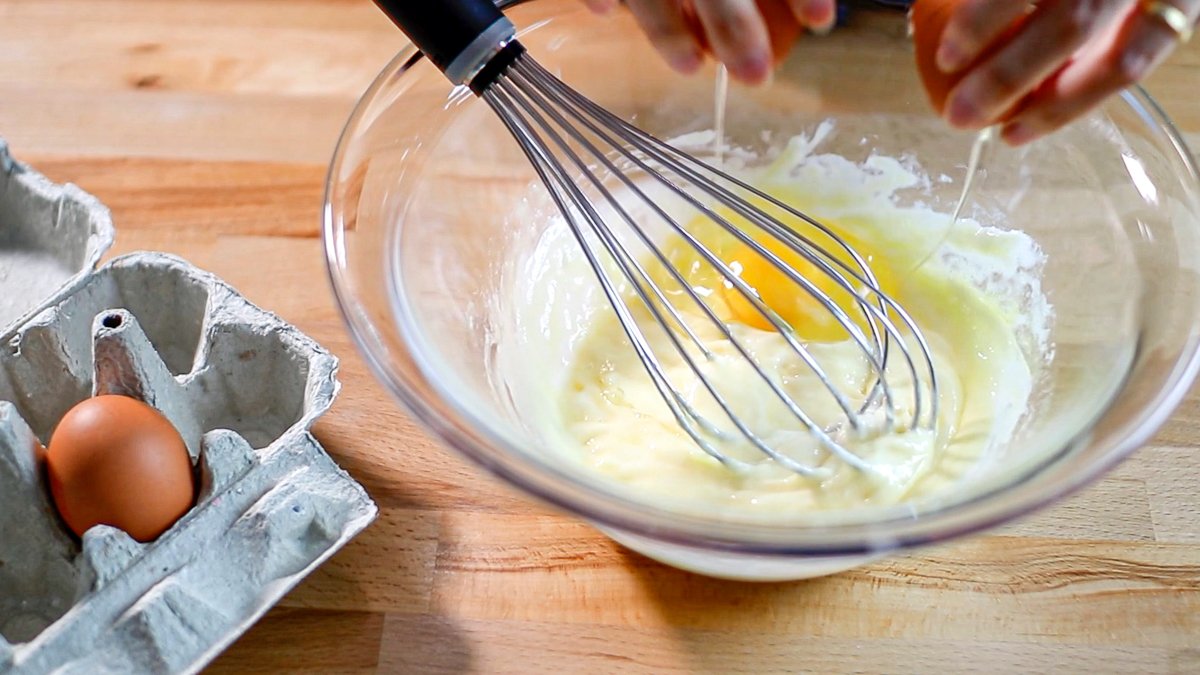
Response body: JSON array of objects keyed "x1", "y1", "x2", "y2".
[
  {"x1": 2, "y1": 0, "x2": 1199, "y2": 673},
  {"x1": 25, "y1": 157, "x2": 327, "y2": 236}
]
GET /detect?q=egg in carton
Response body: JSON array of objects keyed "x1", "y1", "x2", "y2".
[{"x1": 0, "y1": 139, "x2": 377, "y2": 673}]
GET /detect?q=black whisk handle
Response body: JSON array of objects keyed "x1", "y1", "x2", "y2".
[{"x1": 372, "y1": 0, "x2": 517, "y2": 85}]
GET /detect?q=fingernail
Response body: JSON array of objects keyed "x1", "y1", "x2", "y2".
[
  {"x1": 936, "y1": 39, "x2": 967, "y2": 73},
  {"x1": 1119, "y1": 49, "x2": 1154, "y2": 84},
  {"x1": 731, "y1": 51, "x2": 772, "y2": 84},
  {"x1": 1002, "y1": 121, "x2": 1038, "y2": 146},
  {"x1": 668, "y1": 48, "x2": 703, "y2": 74},
  {"x1": 945, "y1": 89, "x2": 982, "y2": 127},
  {"x1": 802, "y1": 0, "x2": 834, "y2": 28}
]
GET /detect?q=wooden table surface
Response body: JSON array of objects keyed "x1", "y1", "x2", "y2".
[{"x1": 2, "y1": 1, "x2": 1198, "y2": 673}]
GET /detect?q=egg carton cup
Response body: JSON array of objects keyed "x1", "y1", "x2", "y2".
[
  {"x1": 0, "y1": 138, "x2": 114, "y2": 336},
  {"x1": 0, "y1": 140, "x2": 377, "y2": 674}
]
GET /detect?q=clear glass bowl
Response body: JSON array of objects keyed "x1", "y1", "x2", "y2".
[{"x1": 323, "y1": 0, "x2": 1200, "y2": 579}]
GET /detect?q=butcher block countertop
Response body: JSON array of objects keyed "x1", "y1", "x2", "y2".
[{"x1": 2, "y1": 1, "x2": 1198, "y2": 673}]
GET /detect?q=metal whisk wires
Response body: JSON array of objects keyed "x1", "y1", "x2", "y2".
[
  {"x1": 489, "y1": 56, "x2": 938, "y2": 476},
  {"x1": 374, "y1": 0, "x2": 940, "y2": 477}
]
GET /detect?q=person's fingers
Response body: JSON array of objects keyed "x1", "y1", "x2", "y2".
[
  {"x1": 944, "y1": 0, "x2": 1134, "y2": 128},
  {"x1": 583, "y1": 0, "x2": 620, "y2": 15},
  {"x1": 692, "y1": 0, "x2": 774, "y2": 83},
  {"x1": 689, "y1": 0, "x2": 805, "y2": 69},
  {"x1": 936, "y1": 0, "x2": 1032, "y2": 72},
  {"x1": 786, "y1": 0, "x2": 836, "y2": 32},
  {"x1": 1000, "y1": 1, "x2": 1193, "y2": 144},
  {"x1": 625, "y1": 0, "x2": 706, "y2": 73}
]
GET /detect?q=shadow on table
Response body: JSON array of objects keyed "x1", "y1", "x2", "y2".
[
  {"x1": 207, "y1": 426, "x2": 475, "y2": 673},
  {"x1": 617, "y1": 546, "x2": 851, "y2": 674}
]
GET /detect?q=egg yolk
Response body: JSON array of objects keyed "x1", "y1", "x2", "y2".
[{"x1": 676, "y1": 202, "x2": 897, "y2": 343}]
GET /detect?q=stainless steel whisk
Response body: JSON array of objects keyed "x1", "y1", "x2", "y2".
[{"x1": 374, "y1": 0, "x2": 940, "y2": 476}]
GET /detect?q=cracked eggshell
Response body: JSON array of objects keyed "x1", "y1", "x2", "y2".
[
  {"x1": 0, "y1": 140, "x2": 376, "y2": 674},
  {"x1": 0, "y1": 137, "x2": 114, "y2": 335}
]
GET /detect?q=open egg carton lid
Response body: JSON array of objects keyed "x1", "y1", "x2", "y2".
[{"x1": 0, "y1": 138, "x2": 377, "y2": 674}]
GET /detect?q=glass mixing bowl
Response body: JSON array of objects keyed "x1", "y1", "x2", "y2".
[{"x1": 323, "y1": 0, "x2": 1200, "y2": 579}]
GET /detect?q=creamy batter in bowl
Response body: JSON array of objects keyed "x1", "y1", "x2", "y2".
[
  {"x1": 324, "y1": 0, "x2": 1200, "y2": 579},
  {"x1": 532, "y1": 126, "x2": 1044, "y2": 521}
]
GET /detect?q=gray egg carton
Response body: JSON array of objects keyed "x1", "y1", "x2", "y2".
[
  {"x1": 0, "y1": 138, "x2": 113, "y2": 333},
  {"x1": 0, "y1": 139, "x2": 377, "y2": 673}
]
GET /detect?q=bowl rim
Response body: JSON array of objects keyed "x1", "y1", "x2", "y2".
[{"x1": 323, "y1": 1, "x2": 1200, "y2": 555}]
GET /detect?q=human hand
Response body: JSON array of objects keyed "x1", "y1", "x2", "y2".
[
  {"x1": 582, "y1": 0, "x2": 837, "y2": 84},
  {"x1": 936, "y1": 0, "x2": 1197, "y2": 144}
]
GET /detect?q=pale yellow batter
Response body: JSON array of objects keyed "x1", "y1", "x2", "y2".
[{"x1": 515, "y1": 127, "x2": 1050, "y2": 519}]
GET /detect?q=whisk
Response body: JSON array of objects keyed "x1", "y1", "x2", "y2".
[{"x1": 374, "y1": 0, "x2": 939, "y2": 476}]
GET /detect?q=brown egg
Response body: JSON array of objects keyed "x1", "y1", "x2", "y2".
[
  {"x1": 911, "y1": 0, "x2": 1026, "y2": 116},
  {"x1": 46, "y1": 395, "x2": 195, "y2": 543}
]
